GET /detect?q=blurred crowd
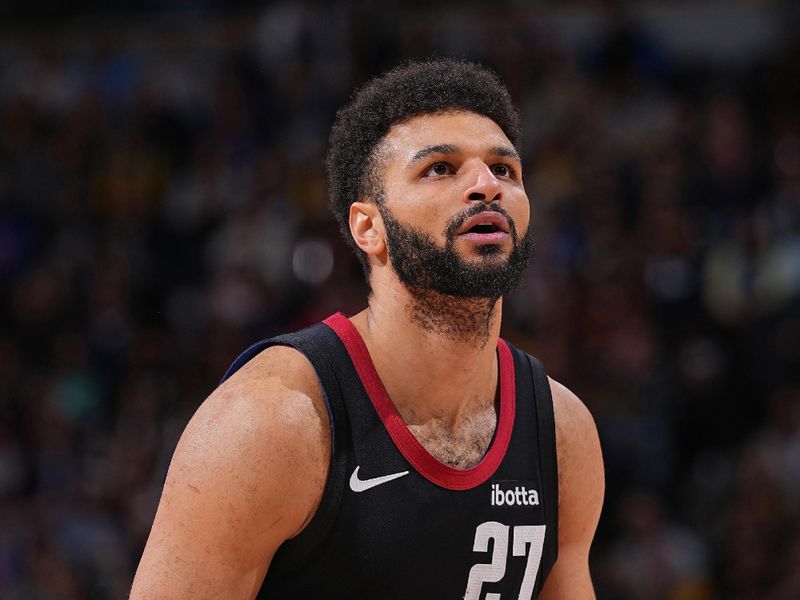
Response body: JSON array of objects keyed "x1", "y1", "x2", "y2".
[{"x1": 1, "y1": 2, "x2": 800, "y2": 598}]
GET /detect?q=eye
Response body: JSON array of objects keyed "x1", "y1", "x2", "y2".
[
  {"x1": 491, "y1": 164, "x2": 515, "y2": 178},
  {"x1": 423, "y1": 162, "x2": 455, "y2": 177}
]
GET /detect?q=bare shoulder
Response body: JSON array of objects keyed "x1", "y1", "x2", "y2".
[
  {"x1": 538, "y1": 378, "x2": 604, "y2": 599},
  {"x1": 549, "y1": 378, "x2": 600, "y2": 463},
  {"x1": 181, "y1": 344, "x2": 330, "y2": 527},
  {"x1": 548, "y1": 377, "x2": 604, "y2": 542},
  {"x1": 203, "y1": 344, "x2": 331, "y2": 510},
  {"x1": 211, "y1": 342, "x2": 330, "y2": 469},
  {"x1": 131, "y1": 345, "x2": 330, "y2": 599}
]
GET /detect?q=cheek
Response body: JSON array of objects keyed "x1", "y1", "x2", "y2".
[
  {"x1": 521, "y1": 206, "x2": 532, "y2": 231},
  {"x1": 386, "y1": 189, "x2": 451, "y2": 235},
  {"x1": 509, "y1": 194, "x2": 531, "y2": 232}
]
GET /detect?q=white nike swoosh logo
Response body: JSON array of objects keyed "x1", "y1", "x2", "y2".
[{"x1": 349, "y1": 466, "x2": 410, "y2": 492}]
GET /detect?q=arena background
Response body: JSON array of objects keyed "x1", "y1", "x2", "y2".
[{"x1": 1, "y1": 1, "x2": 799, "y2": 598}]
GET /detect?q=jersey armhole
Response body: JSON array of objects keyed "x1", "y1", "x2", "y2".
[
  {"x1": 527, "y1": 354, "x2": 559, "y2": 586},
  {"x1": 218, "y1": 325, "x2": 351, "y2": 576}
]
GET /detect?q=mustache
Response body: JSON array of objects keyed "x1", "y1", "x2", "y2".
[{"x1": 444, "y1": 203, "x2": 518, "y2": 240}]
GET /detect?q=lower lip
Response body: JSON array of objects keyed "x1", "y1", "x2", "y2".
[{"x1": 458, "y1": 231, "x2": 509, "y2": 244}]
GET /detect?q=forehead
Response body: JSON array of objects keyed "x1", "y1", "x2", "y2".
[{"x1": 379, "y1": 111, "x2": 515, "y2": 167}]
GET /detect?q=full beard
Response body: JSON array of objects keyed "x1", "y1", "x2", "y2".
[{"x1": 378, "y1": 200, "x2": 534, "y2": 345}]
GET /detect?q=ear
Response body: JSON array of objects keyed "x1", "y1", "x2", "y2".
[{"x1": 349, "y1": 200, "x2": 386, "y2": 259}]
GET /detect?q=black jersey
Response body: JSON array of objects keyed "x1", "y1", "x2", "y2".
[{"x1": 220, "y1": 313, "x2": 559, "y2": 599}]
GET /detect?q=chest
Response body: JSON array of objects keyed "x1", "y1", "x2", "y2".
[{"x1": 407, "y1": 405, "x2": 498, "y2": 469}]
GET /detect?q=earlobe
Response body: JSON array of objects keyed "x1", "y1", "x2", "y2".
[{"x1": 349, "y1": 201, "x2": 386, "y2": 258}]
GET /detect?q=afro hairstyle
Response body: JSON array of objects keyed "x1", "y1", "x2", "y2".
[{"x1": 325, "y1": 58, "x2": 521, "y2": 274}]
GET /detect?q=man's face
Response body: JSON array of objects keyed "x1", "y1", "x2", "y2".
[{"x1": 374, "y1": 110, "x2": 533, "y2": 299}]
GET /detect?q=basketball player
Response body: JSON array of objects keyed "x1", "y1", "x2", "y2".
[{"x1": 131, "y1": 59, "x2": 604, "y2": 599}]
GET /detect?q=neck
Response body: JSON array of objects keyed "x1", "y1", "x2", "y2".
[
  {"x1": 350, "y1": 278, "x2": 503, "y2": 428},
  {"x1": 405, "y1": 286, "x2": 499, "y2": 348}
]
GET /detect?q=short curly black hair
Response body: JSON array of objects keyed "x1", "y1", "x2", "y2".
[{"x1": 325, "y1": 58, "x2": 521, "y2": 274}]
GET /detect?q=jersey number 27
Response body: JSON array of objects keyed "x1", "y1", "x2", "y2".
[{"x1": 464, "y1": 521, "x2": 547, "y2": 600}]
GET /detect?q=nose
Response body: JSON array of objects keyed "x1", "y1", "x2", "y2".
[{"x1": 463, "y1": 163, "x2": 502, "y2": 205}]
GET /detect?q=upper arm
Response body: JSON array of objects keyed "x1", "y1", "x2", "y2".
[
  {"x1": 130, "y1": 346, "x2": 330, "y2": 600},
  {"x1": 540, "y1": 378, "x2": 605, "y2": 600}
]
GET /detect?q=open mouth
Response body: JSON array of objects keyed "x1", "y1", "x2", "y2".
[
  {"x1": 467, "y1": 223, "x2": 501, "y2": 234},
  {"x1": 458, "y1": 222, "x2": 509, "y2": 245},
  {"x1": 456, "y1": 210, "x2": 511, "y2": 236}
]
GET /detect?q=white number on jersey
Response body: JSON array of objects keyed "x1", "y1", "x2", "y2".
[{"x1": 464, "y1": 522, "x2": 546, "y2": 600}]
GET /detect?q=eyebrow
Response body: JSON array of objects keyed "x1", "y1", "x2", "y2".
[
  {"x1": 408, "y1": 144, "x2": 458, "y2": 165},
  {"x1": 407, "y1": 144, "x2": 520, "y2": 166},
  {"x1": 490, "y1": 146, "x2": 521, "y2": 160}
]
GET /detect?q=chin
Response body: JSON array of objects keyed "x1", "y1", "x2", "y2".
[{"x1": 474, "y1": 244, "x2": 505, "y2": 257}]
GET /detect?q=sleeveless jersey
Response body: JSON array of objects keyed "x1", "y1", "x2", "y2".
[{"x1": 220, "y1": 313, "x2": 559, "y2": 599}]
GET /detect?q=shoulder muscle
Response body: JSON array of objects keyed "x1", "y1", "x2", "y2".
[
  {"x1": 539, "y1": 377, "x2": 604, "y2": 600},
  {"x1": 131, "y1": 345, "x2": 330, "y2": 599},
  {"x1": 549, "y1": 377, "x2": 604, "y2": 546}
]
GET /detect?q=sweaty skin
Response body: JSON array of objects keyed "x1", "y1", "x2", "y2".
[{"x1": 130, "y1": 111, "x2": 604, "y2": 600}]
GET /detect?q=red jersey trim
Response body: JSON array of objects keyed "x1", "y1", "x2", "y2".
[{"x1": 323, "y1": 312, "x2": 516, "y2": 491}]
